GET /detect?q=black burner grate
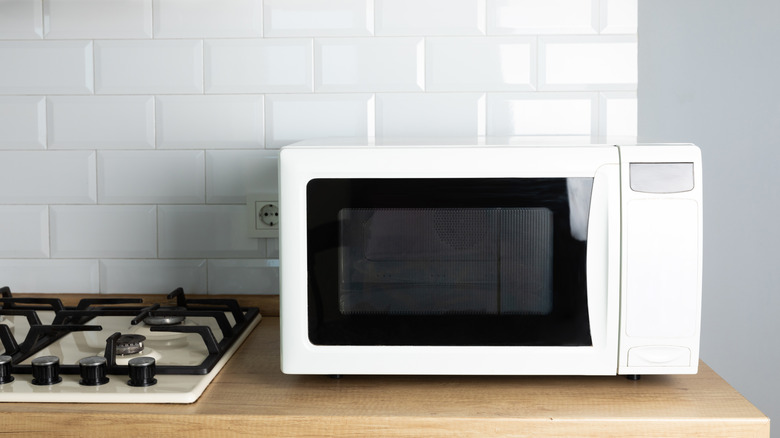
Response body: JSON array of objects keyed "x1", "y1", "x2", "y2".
[{"x1": 0, "y1": 286, "x2": 260, "y2": 376}]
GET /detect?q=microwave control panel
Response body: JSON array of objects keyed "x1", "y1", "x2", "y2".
[{"x1": 617, "y1": 144, "x2": 702, "y2": 376}]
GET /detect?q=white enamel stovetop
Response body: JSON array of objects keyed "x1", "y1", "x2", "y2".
[{"x1": 0, "y1": 310, "x2": 261, "y2": 403}]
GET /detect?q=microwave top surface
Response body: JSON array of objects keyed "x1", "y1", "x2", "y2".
[
  {"x1": 279, "y1": 138, "x2": 699, "y2": 181},
  {"x1": 284, "y1": 136, "x2": 646, "y2": 149}
]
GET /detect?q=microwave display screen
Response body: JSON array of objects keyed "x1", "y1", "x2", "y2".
[{"x1": 306, "y1": 178, "x2": 593, "y2": 347}]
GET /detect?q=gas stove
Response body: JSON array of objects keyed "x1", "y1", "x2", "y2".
[{"x1": 0, "y1": 286, "x2": 261, "y2": 403}]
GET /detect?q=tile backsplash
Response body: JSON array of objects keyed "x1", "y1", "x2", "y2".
[{"x1": 0, "y1": 0, "x2": 636, "y2": 295}]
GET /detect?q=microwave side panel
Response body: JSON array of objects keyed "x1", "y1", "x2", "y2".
[
  {"x1": 617, "y1": 144, "x2": 703, "y2": 375},
  {"x1": 280, "y1": 144, "x2": 622, "y2": 375},
  {"x1": 279, "y1": 147, "x2": 318, "y2": 374}
]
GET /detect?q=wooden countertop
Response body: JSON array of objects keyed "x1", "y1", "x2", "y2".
[{"x1": 0, "y1": 315, "x2": 769, "y2": 437}]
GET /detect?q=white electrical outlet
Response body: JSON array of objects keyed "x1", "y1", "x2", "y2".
[{"x1": 247, "y1": 195, "x2": 279, "y2": 238}]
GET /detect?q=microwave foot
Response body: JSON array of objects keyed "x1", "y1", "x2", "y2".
[
  {"x1": 626, "y1": 374, "x2": 641, "y2": 381},
  {"x1": 328, "y1": 374, "x2": 343, "y2": 379}
]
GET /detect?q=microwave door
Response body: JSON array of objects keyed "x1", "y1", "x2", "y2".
[{"x1": 306, "y1": 178, "x2": 594, "y2": 348}]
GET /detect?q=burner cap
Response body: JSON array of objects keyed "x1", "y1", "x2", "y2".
[
  {"x1": 143, "y1": 307, "x2": 186, "y2": 326},
  {"x1": 116, "y1": 334, "x2": 146, "y2": 356}
]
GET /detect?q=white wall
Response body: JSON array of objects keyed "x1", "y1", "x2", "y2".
[
  {"x1": 0, "y1": 0, "x2": 636, "y2": 295},
  {"x1": 639, "y1": 0, "x2": 780, "y2": 431}
]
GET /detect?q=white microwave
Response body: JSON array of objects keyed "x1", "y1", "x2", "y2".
[{"x1": 279, "y1": 138, "x2": 702, "y2": 377}]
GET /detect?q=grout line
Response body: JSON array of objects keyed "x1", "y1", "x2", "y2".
[
  {"x1": 202, "y1": 148, "x2": 208, "y2": 205},
  {"x1": 481, "y1": 0, "x2": 487, "y2": 35},
  {"x1": 366, "y1": 94, "x2": 376, "y2": 137},
  {"x1": 39, "y1": 0, "x2": 45, "y2": 39},
  {"x1": 594, "y1": 91, "x2": 602, "y2": 138},
  {"x1": 152, "y1": 95, "x2": 158, "y2": 150},
  {"x1": 91, "y1": 39, "x2": 97, "y2": 94},
  {"x1": 150, "y1": 0, "x2": 155, "y2": 39},
  {"x1": 533, "y1": 35, "x2": 540, "y2": 92},
  {"x1": 371, "y1": 0, "x2": 377, "y2": 36},
  {"x1": 309, "y1": 37, "x2": 317, "y2": 95},
  {"x1": 42, "y1": 96, "x2": 49, "y2": 150},
  {"x1": 595, "y1": 0, "x2": 604, "y2": 34},
  {"x1": 46, "y1": 204, "x2": 53, "y2": 260}
]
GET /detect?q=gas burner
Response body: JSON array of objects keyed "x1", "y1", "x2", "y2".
[
  {"x1": 115, "y1": 334, "x2": 146, "y2": 355},
  {"x1": 130, "y1": 318, "x2": 195, "y2": 342},
  {"x1": 143, "y1": 307, "x2": 186, "y2": 326}
]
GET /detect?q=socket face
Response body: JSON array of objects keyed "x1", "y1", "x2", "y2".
[
  {"x1": 258, "y1": 203, "x2": 279, "y2": 226},
  {"x1": 247, "y1": 195, "x2": 279, "y2": 238}
]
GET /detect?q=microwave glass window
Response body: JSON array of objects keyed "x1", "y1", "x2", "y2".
[
  {"x1": 306, "y1": 178, "x2": 594, "y2": 347},
  {"x1": 338, "y1": 207, "x2": 554, "y2": 316}
]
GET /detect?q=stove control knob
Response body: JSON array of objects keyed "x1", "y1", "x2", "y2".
[
  {"x1": 78, "y1": 356, "x2": 109, "y2": 386},
  {"x1": 31, "y1": 355, "x2": 62, "y2": 385},
  {"x1": 127, "y1": 356, "x2": 157, "y2": 387},
  {"x1": 0, "y1": 354, "x2": 14, "y2": 384}
]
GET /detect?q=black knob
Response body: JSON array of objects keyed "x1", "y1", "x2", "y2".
[
  {"x1": 0, "y1": 354, "x2": 14, "y2": 384},
  {"x1": 31, "y1": 355, "x2": 62, "y2": 385},
  {"x1": 127, "y1": 356, "x2": 157, "y2": 387},
  {"x1": 78, "y1": 356, "x2": 109, "y2": 386}
]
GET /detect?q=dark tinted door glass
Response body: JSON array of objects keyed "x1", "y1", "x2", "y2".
[{"x1": 306, "y1": 178, "x2": 593, "y2": 346}]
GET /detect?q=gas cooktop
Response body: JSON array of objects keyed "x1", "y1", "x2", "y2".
[{"x1": 0, "y1": 286, "x2": 261, "y2": 403}]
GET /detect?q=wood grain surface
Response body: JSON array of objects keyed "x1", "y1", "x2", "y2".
[{"x1": 0, "y1": 311, "x2": 769, "y2": 437}]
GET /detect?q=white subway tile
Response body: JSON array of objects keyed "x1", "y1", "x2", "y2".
[
  {"x1": 0, "y1": 259, "x2": 99, "y2": 293},
  {"x1": 97, "y1": 150, "x2": 205, "y2": 204},
  {"x1": 50, "y1": 205, "x2": 157, "y2": 258},
  {"x1": 487, "y1": 0, "x2": 597, "y2": 34},
  {"x1": 100, "y1": 259, "x2": 207, "y2": 294},
  {"x1": 205, "y1": 39, "x2": 312, "y2": 94},
  {"x1": 208, "y1": 259, "x2": 279, "y2": 295},
  {"x1": 43, "y1": 0, "x2": 152, "y2": 39},
  {"x1": 95, "y1": 40, "x2": 203, "y2": 94},
  {"x1": 0, "y1": 0, "x2": 43, "y2": 39},
  {"x1": 263, "y1": 0, "x2": 372, "y2": 37},
  {"x1": 600, "y1": 0, "x2": 637, "y2": 34},
  {"x1": 0, "y1": 206, "x2": 49, "y2": 258},
  {"x1": 158, "y1": 205, "x2": 265, "y2": 258},
  {"x1": 48, "y1": 96, "x2": 155, "y2": 149},
  {"x1": 0, "y1": 97, "x2": 46, "y2": 150},
  {"x1": 206, "y1": 150, "x2": 279, "y2": 204},
  {"x1": 0, "y1": 151, "x2": 96, "y2": 204},
  {"x1": 315, "y1": 38, "x2": 424, "y2": 92},
  {"x1": 153, "y1": 0, "x2": 262, "y2": 38},
  {"x1": 0, "y1": 41, "x2": 93, "y2": 94},
  {"x1": 0, "y1": 0, "x2": 638, "y2": 296},
  {"x1": 267, "y1": 238, "x2": 278, "y2": 258},
  {"x1": 426, "y1": 37, "x2": 534, "y2": 92},
  {"x1": 376, "y1": 93, "x2": 486, "y2": 138},
  {"x1": 376, "y1": 0, "x2": 485, "y2": 36},
  {"x1": 600, "y1": 92, "x2": 637, "y2": 137},
  {"x1": 156, "y1": 95, "x2": 264, "y2": 149},
  {"x1": 540, "y1": 36, "x2": 637, "y2": 90},
  {"x1": 487, "y1": 93, "x2": 597, "y2": 136},
  {"x1": 265, "y1": 94, "x2": 373, "y2": 148}
]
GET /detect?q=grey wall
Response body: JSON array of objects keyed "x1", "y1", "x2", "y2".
[{"x1": 639, "y1": 0, "x2": 780, "y2": 430}]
